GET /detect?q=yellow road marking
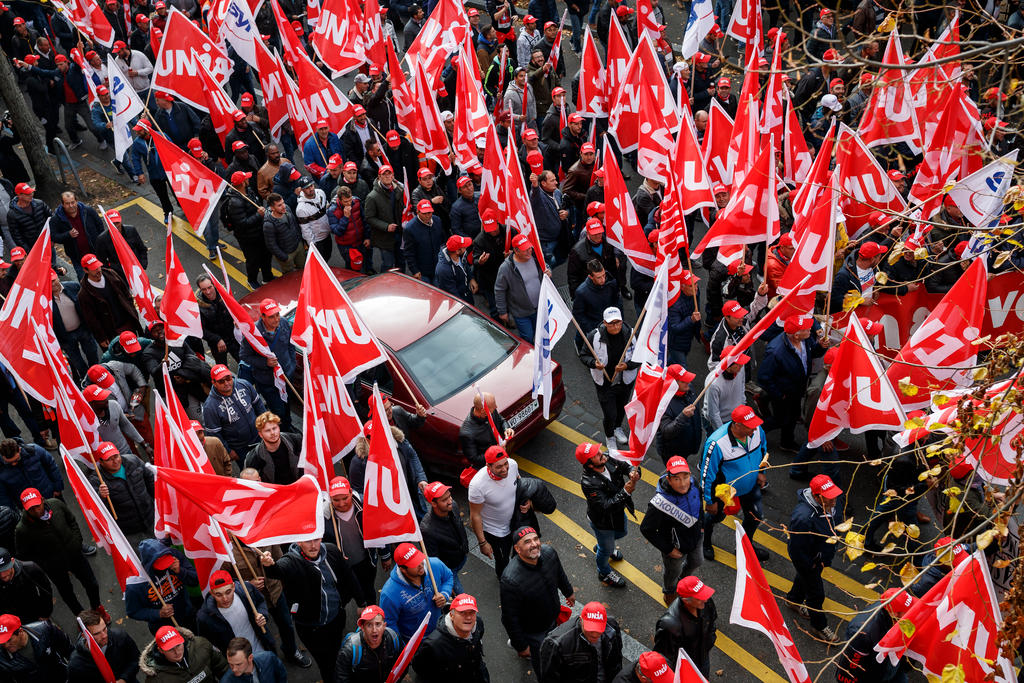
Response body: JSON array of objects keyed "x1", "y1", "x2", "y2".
[
  {"x1": 544, "y1": 508, "x2": 789, "y2": 683},
  {"x1": 516, "y1": 455, "x2": 857, "y2": 620},
  {"x1": 544, "y1": 422, "x2": 880, "y2": 603}
]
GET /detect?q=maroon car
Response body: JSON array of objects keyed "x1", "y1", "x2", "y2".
[{"x1": 240, "y1": 269, "x2": 566, "y2": 473}]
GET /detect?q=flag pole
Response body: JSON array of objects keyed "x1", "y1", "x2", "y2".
[
  {"x1": 229, "y1": 533, "x2": 263, "y2": 579},
  {"x1": 228, "y1": 560, "x2": 268, "y2": 634},
  {"x1": 419, "y1": 540, "x2": 440, "y2": 596},
  {"x1": 386, "y1": 358, "x2": 426, "y2": 412},
  {"x1": 609, "y1": 303, "x2": 649, "y2": 384},
  {"x1": 568, "y1": 316, "x2": 613, "y2": 383}
]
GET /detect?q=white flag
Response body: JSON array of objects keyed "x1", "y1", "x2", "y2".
[
  {"x1": 532, "y1": 274, "x2": 573, "y2": 419},
  {"x1": 681, "y1": 0, "x2": 715, "y2": 59},
  {"x1": 107, "y1": 54, "x2": 144, "y2": 161},
  {"x1": 221, "y1": 0, "x2": 260, "y2": 69},
  {"x1": 631, "y1": 260, "x2": 670, "y2": 368},
  {"x1": 948, "y1": 150, "x2": 1018, "y2": 227}
]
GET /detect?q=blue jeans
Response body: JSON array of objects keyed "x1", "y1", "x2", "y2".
[
  {"x1": 590, "y1": 517, "x2": 627, "y2": 575},
  {"x1": 568, "y1": 13, "x2": 583, "y2": 51},
  {"x1": 513, "y1": 314, "x2": 537, "y2": 340},
  {"x1": 204, "y1": 213, "x2": 221, "y2": 255},
  {"x1": 541, "y1": 240, "x2": 560, "y2": 268}
]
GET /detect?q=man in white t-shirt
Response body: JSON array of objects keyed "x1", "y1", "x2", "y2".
[
  {"x1": 197, "y1": 570, "x2": 275, "y2": 656},
  {"x1": 468, "y1": 445, "x2": 521, "y2": 578}
]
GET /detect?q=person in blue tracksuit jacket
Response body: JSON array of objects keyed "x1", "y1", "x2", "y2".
[
  {"x1": 698, "y1": 404, "x2": 769, "y2": 563},
  {"x1": 379, "y1": 542, "x2": 454, "y2": 643}
]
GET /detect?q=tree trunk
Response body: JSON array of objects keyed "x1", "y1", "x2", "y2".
[{"x1": 0, "y1": 44, "x2": 59, "y2": 201}]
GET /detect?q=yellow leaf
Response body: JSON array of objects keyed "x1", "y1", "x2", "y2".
[
  {"x1": 888, "y1": 521, "x2": 906, "y2": 538},
  {"x1": 878, "y1": 13, "x2": 896, "y2": 32},
  {"x1": 914, "y1": 247, "x2": 929, "y2": 260},
  {"x1": 993, "y1": 558, "x2": 1012, "y2": 569},
  {"x1": 826, "y1": 536, "x2": 839, "y2": 544},
  {"x1": 900, "y1": 561, "x2": 919, "y2": 585},
  {"x1": 887, "y1": 248, "x2": 903, "y2": 266},
  {"x1": 861, "y1": 562, "x2": 877, "y2": 572},
  {"x1": 906, "y1": 524, "x2": 921, "y2": 539},
  {"x1": 903, "y1": 416, "x2": 924, "y2": 430},
  {"x1": 875, "y1": 271, "x2": 889, "y2": 285},
  {"x1": 977, "y1": 529, "x2": 998, "y2": 551},
  {"x1": 972, "y1": 367, "x2": 989, "y2": 381},
  {"x1": 943, "y1": 628, "x2": 959, "y2": 642},
  {"x1": 835, "y1": 518, "x2": 854, "y2": 533},
  {"x1": 865, "y1": 582, "x2": 879, "y2": 590},
  {"x1": 933, "y1": 392, "x2": 953, "y2": 405},
  {"x1": 882, "y1": 542, "x2": 896, "y2": 553},
  {"x1": 947, "y1": 495, "x2": 962, "y2": 514},
  {"x1": 843, "y1": 292, "x2": 865, "y2": 312},
  {"x1": 898, "y1": 376, "x2": 919, "y2": 397},
  {"x1": 939, "y1": 663, "x2": 966, "y2": 683},
  {"x1": 994, "y1": 252, "x2": 1011, "y2": 269},
  {"x1": 898, "y1": 617, "x2": 916, "y2": 638},
  {"x1": 942, "y1": 486, "x2": 962, "y2": 497}
]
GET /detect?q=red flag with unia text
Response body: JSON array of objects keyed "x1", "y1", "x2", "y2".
[
  {"x1": 835, "y1": 124, "x2": 906, "y2": 238},
  {"x1": 782, "y1": 91, "x2": 813, "y2": 186},
  {"x1": 195, "y1": 57, "x2": 242, "y2": 147},
  {"x1": 159, "y1": 226, "x2": 203, "y2": 345},
  {"x1": 97, "y1": 207, "x2": 159, "y2": 328},
  {"x1": 477, "y1": 120, "x2": 507, "y2": 224},
  {"x1": 453, "y1": 47, "x2": 490, "y2": 171},
  {"x1": 731, "y1": 522, "x2": 811, "y2": 683},
  {"x1": 603, "y1": 143, "x2": 657, "y2": 277},
  {"x1": 151, "y1": 8, "x2": 232, "y2": 110},
  {"x1": 608, "y1": 36, "x2": 678, "y2": 153},
  {"x1": 363, "y1": 0, "x2": 387, "y2": 68},
  {"x1": 777, "y1": 174, "x2": 838, "y2": 298},
  {"x1": 577, "y1": 27, "x2": 606, "y2": 117},
  {"x1": 403, "y1": 0, "x2": 470, "y2": 89},
  {"x1": 637, "y1": 82, "x2": 673, "y2": 185},
  {"x1": 726, "y1": 0, "x2": 763, "y2": 66},
  {"x1": 150, "y1": 132, "x2": 229, "y2": 236},
  {"x1": 856, "y1": 30, "x2": 922, "y2": 153},
  {"x1": 270, "y1": 0, "x2": 307, "y2": 65},
  {"x1": 760, "y1": 31, "x2": 786, "y2": 142},
  {"x1": 303, "y1": 325, "x2": 363, "y2": 468},
  {"x1": 59, "y1": 0, "x2": 115, "y2": 47},
  {"x1": 504, "y1": 134, "x2": 546, "y2": 271},
  {"x1": 409, "y1": 61, "x2": 452, "y2": 173},
  {"x1": 311, "y1": 0, "x2": 365, "y2": 75},
  {"x1": 289, "y1": 49, "x2": 357, "y2": 135},
  {"x1": 622, "y1": 364, "x2": 676, "y2": 462},
  {"x1": 253, "y1": 41, "x2": 291, "y2": 139},
  {"x1": 605, "y1": 14, "x2": 630, "y2": 100},
  {"x1": 278, "y1": 52, "x2": 316, "y2": 147},
  {"x1": 40, "y1": 327, "x2": 100, "y2": 467},
  {"x1": 387, "y1": 39, "x2": 416, "y2": 135},
  {"x1": 671, "y1": 104, "x2": 715, "y2": 214},
  {"x1": 790, "y1": 117, "x2": 833, "y2": 226},
  {"x1": 362, "y1": 385, "x2": 423, "y2": 546},
  {"x1": 635, "y1": 0, "x2": 660, "y2": 42},
  {"x1": 702, "y1": 99, "x2": 734, "y2": 189}
]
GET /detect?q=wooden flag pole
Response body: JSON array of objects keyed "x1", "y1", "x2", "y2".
[
  {"x1": 229, "y1": 560, "x2": 267, "y2": 634},
  {"x1": 419, "y1": 540, "x2": 440, "y2": 596}
]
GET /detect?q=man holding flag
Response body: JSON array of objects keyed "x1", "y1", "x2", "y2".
[
  {"x1": 577, "y1": 441, "x2": 639, "y2": 587},
  {"x1": 67, "y1": 609, "x2": 141, "y2": 683}
]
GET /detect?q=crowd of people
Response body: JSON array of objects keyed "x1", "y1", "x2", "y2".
[{"x1": 0, "y1": 0, "x2": 1021, "y2": 681}]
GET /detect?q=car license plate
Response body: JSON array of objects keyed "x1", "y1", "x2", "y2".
[{"x1": 506, "y1": 399, "x2": 539, "y2": 430}]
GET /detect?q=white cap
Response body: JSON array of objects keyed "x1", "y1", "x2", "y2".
[
  {"x1": 440, "y1": 110, "x2": 454, "y2": 121},
  {"x1": 603, "y1": 307, "x2": 623, "y2": 323},
  {"x1": 820, "y1": 94, "x2": 842, "y2": 112}
]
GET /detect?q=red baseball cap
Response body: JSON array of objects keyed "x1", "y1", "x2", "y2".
[
  {"x1": 717, "y1": 77, "x2": 731, "y2": 88},
  {"x1": 587, "y1": 201, "x2": 605, "y2": 216},
  {"x1": 209, "y1": 569, "x2": 233, "y2": 590},
  {"x1": 105, "y1": 209, "x2": 121, "y2": 223},
  {"x1": 378, "y1": 164, "x2": 394, "y2": 175},
  {"x1": 778, "y1": 233, "x2": 795, "y2": 248},
  {"x1": 638, "y1": 652, "x2": 673, "y2": 683},
  {"x1": 880, "y1": 587, "x2": 915, "y2": 615},
  {"x1": 665, "y1": 455, "x2": 690, "y2": 474},
  {"x1": 575, "y1": 441, "x2": 601, "y2": 464},
  {"x1": 87, "y1": 364, "x2": 114, "y2": 387},
  {"x1": 585, "y1": 217, "x2": 604, "y2": 235},
  {"x1": 13, "y1": 182, "x2": 32, "y2": 195},
  {"x1": 568, "y1": 112, "x2": 584, "y2": 123},
  {"x1": 344, "y1": 161, "x2": 358, "y2": 172},
  {"x1": 456, "y1": 176, "x2": 473, "y2": 189},
  {"x1": 712, "y1": 184, "x2": 727, "y2": 195},
  {"x1": 934, "y1": 536, "x2": 968, "y2": 565},
  {"x1": 859, "y1": 241, "x2": 888, "y2": 258},
  {"x1": 416, "y1": 199, "x2": 434, "y2": 214},
  {"x1": 417, "y1": 167, "x2": 433, "y2": 179},
  {"x1": 83, "y1": 384, "x2": 111, "y2": 402},
  {"x1": 211, "y1": 364, "x2": 232, "y2": 381},
  {"x1": 810, "y1": 474, "x2": 842, "y2": 499},
  {"x1": 720, "y1": 345, "x2": 751, "y2": 369},
  {"x1": 730, "y1": 405, "x2": 762, "y2": 429},
  {"x1": 231, "y1": 140, "x2": 248, "y2": 151},
  {"x1": 96, "y1": 85, "x2": 109, "y2": 96},
  {"x1": 784, "y1": 314, "x2": 813, "y2": 334},
  {"x1": 446, "y1": 235, "x2": 472, "y2": 251},
  {"x1": 728, "y1": 261, "x2": 753, "y2": 276},
  {"x1": 155, "y1": 91, "x2": 174, "y2": 101},
  {"x1": 580, "y1": 601, "x2": 607, "y2": 631},
  {"x1": 484, "y1": 445, "x2": 507, "y2": 464},
  {"x1": 54, "y1": 54, "x2": 69, "y2": 64},
  {"x1": 329, "y1": 476, "x2": 351, "y2": 496},
  {"x1": 112, "y1": 40, "x2": 127, "y2": 53},
  {"x1": 259, "y1": 298, "x2": 280, "y2": 316},
  {"x1": 522, "y1": 128, "x2": 538, "y2": 141},
  {"x1": 155, "y1": 625, "x2": 184, "y2": 651},
  {"x1": 240, "y1": 93, "x2": 254, "y2": 106},
  {"x1": 353, "y1": 104, "x2": 366, "y2": 117},
  {"x1": 119, "y1": 331, "x2": 142, "y2": 353},
  {"x1": 451, "y1": 593, "x2": 478, "y2": 612},
  {"x1": 95, "y1": 441, "x2": 119, "y2": 461},
  {"x1": 677, "y1": 575, "x2": 715, "y2": 600},
  {"x1": 231, "y1": 171, "x2": 252, "y2": 185},
  {"x1": 423, "y1": 481, "x2": 451, "y2": 503},
  {"x1": 187, "y1": 137, "x2": 203, "y2": 152},
  {"x1": 580, "y1": 142, "x2": 596, "y2": 154},
  {"x1": 722, "y1": 300, "x2": 747, "y2": 318},
  {"x1": 385, "y1": 130, "x2": 401, "y2": 146},
  {"x1": 680, "y1": 270, "x2": 700, "y2": 286},
  {"x1": 523, "y1": 14, "x2": 537, "y2": 23},
  {"x1": 81, "y1": 253, "x2": 103, "y2": 271},
  {"x1": 859, "y1": 318, "x2": 883, "y2": 336},
  {"x1": 231, "y1": 110, "x2": 246, "y2": 122},
  {"x1": 511, "y1": 234, "x2": 532, "y2": 251},
  {"x1": 823, "y1": 346, "x2": 838, "y2": 366},
  {"x1": 666, "y1": 364, "x2": 696, "y2": 383},
  {"x1": 21, "y1": 54, "x2": 39, "y2": 65},
  {"x1": 394, "y1": 542, "x2": 426, "y2": 568},
  {"x1": 9, "y1": 247, "x2": 25, "y2": 261},
  {"x1": 19, "y1": 488, "x2": 42, "y2": 510},
  {"x1": 823, "y1": 48, "x2": 840, "y2": 62},
  {"x1": 0, "y1": 614, "x2": 21, "y2": 644},
  {"x1": 358, "y1": 604, "x2": 385, "y2": 625}
]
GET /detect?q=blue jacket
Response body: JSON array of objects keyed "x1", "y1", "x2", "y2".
[
  {"x1": 667, "y1": 288, "x2": 701, "y2": 353},
  {"x1": 220, "y1": 651, "x2": 287, "y2": 683},
  {"x1": 529, "y1": 185, "x2": 564, "y2": 243},
  {"x1": 125, "y1": 539, "x2": 199, "y2": 631},
  {"x1": 50, "y1": 202, "x2": 103, "y2": 265},
  {"x1": 402, "y1": 215, "x2": 445, "y2": 279},
  {"x1": 450, "y1": 194, "x2": 481, "y2": 238},
  {"x1": 201, "y1": 378, "x2": 267, "y2": 455},
  {"x1": 434, "y1": 247, "x2": 473, "y2": 304},
  {"x1": 757, "y1": 331, "x2": 825, "y2": 399},
  {"x1": 0, "y1": 439, "x2": 63, "y2": 508},
  {"x1": 698, "y1": 422, "x2": 766, "y2": 502},
  {"x1": 572, "y1": 277, "x2": 622, "y2": 337},
  {"x1": 786, "y1": 488, "x2": 838, "y2": 570},
  {"x1": 197, "y1": 581, "x2": 275, "y2": 653},
  {"x1": 153, "y1": 103, "x2": 201, "y2": 148},
  {"x1": 303, "y1": 132, "x2": 344, "y2": 170},
  {"x1": 239, "y1": 318, "x2": 296, "y2": 387},
  {"x1": 378, "y1": 558, "x2": 454, "y2": 643},
  {"x1": 128, "y1": 136, "x2": 165, "y2": 180}
]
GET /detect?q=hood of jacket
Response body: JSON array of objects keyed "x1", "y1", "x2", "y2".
[
  {"x1": 139, "y1": 627, "x2": 197, "y2": 676},
  {"x1": 798, "y1": 487, "x2": 826, "y2": 515},
  {"x1": 138, "y1": 538, "x2": 175, "y2": 574},
  {"x1": 354, "y1": 425, "x2": 406, "y2": 458}
]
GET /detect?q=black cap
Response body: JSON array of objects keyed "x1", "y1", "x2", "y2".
[
  {"x1": 0, "y1": 547, "x2": 12, "y2": 572},
  {"x1": 513, "y1": 526, "x2": 537, "y2": 542}
]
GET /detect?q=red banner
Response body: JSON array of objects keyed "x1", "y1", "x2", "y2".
[
  {"x1": 151, "y1": 8, "x2": 231, "y2": 110},
  {"x1": 151, "y1": 132, "x2": 229, "y2": 236}
]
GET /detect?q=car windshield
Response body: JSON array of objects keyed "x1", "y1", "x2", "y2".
[{"x1": 395, "y1": 309, "x2": 517, "y2": 404}]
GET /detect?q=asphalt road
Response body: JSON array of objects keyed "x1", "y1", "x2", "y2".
[{"x1": 28, "y1": 7, "x2": 946, "y2": 681}]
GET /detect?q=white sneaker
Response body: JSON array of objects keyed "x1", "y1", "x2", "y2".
[
  {"x1": 613, "y1": 427, "x2": 629, "y2": 444},
  {"x1": 606, "y1": 438, "x2": 617, "y2": 451}
]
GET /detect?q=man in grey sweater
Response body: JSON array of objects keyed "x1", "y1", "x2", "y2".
[
  {"x1": 701, "y1": 346, "x2": 750, "y2": 433},
  {"x1": 494, "y1": 235, "x2": 545, "y2": 340},
  {"x1": 262, "y1": 193, "x2": 306, "y2": 273}
]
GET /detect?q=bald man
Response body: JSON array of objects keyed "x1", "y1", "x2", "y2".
[{"x1": 458, "y1": 392, "x2": 515, "y2": 468}]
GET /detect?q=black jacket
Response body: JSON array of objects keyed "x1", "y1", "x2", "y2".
[
  {"x1": 6, "y1": 198, "x2": 51, "y2": 249},
  {"x1": 566, "y1": 235, "x2": 620, "y2": 297},
  {"x1": 15, "y1": 498, "x2": 84, "y2": 572},
  {"x1": 197, "y1": 290, "x2": 238, "y2": 354},
  {"x1": 263, "y1": 543, "x2": 362, "y2": 626},
  {"x1": 0, "y1": 619, "x2": 72, "y2": 683},
  {"x1": 244, "y1": 433, "x2": 303, "y2": 484},
  {"x1": 787, "y1": 488, "x2": 838, "y2": 570},
  {"x1": 499, "y1": 545, "x2": 574, "y2": 650},
  {"x1": 412, "y1": 614, "x2": 489, "y2": 682},
  {"x1": 0, "y1": 558, "x2": 53, "y2": 622},
  {"x1": 196, "y1": 581, "x2": 275, "y2": 653},
  {"x1": 836, "y1": 605, "x2": 901, "y2": 683},
  {"x1": 77, "y1": 268, "x2": 143, "y2": 342},
  {"x1": 220, "y1": 187, "x2": 265, "y2": 243},
  {"x1": 653, "y1": 596, "x2": 717, "y2": 670},
  {"x1": 640, "y1": 475, "x2": 704, "y2": 556},
  {"x1": 581, "y1": 459, "x2": 635, "y2": 532},
  {"x1": 538, "y1": 615, "x2": 623, "y2": 683},
  {"x1": 656, "y1": 391, "x2": 702, "y2": 461},
  {"x1": 510, "y1": 476, "x2": 558, "y2": 533},
  {"x1": 67, "y1": 626, "x2": 140, "y2": 683},
  {"x1": 94, "y1": 225, "x2": 149, "y2": 279},
  {"x1": 335, "y1": 626, "x2": 400, "y2": 683},
  {"x1": 50, "y1": 202, "x2": 103, "y2": 266},
  {"x1": 458, "y1": 409, "x2": 508, "y2": 468},
  {"x1": 84, "y1": 454, "x2": 154, "y2": 535},
  {"x1": 419, "y1": 499, "x2": 469, "y2": 570}
]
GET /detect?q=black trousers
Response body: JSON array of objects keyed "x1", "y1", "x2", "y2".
[
  {"x1": 596, "y1": 382, "x2": 633, "y2": 437},
  {"x1": 268, "y1": 593, "x2": 299, "y2": 656},
  {"x1": 787, "y1": 563, "x2": 827, "y2": 630},
  {"x1": 46, "y1": 552, "x2": 101, "y2": 615},
  {"x1": 767, "y1": 394, "x2": 801, "y2": 447},
  {"x1": 295, "y1": 610, "x2": 346, "y2": 682},
  {"x1": 484, "y1": 531, "x2": 514, "y2": 579},
  {"x1": 350, "y1": 557, "x2": 378, "y2": 606},
  {"x1": 151, "y1": 177, "x2": 175, "y2": 216},
  {"x1": 238, "y1": 238, "x2": 274, "y2": 286}
]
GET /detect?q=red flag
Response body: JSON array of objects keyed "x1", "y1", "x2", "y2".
[
  {"x1": 874, "y1": 550, "x2": 1014, "y2": 682},
  {"x1": 807, "y1": 317, "x2": 906, "y2": 448},
  {"x1": 302, "y1": 326, "x2": 363, "y2": 474},
  {"x1": 60, "y1": 0, "x2": 115, "y2": 47},
  {"x1": 152, "y1": 8, "x2": 232, "y2": 110},
  {"x1": 453, "y1": 48, "x2": 490, "y2": 171},
  {"x1": 362, "y1": 385, "x2": 423, "y2": 546},
  {"x1": 195, "y1": 58, "x2": 241, "y2": 147},
  {"x1": 253, "y1": 40, "x2": 292, "y2": 141},
  {"x1": 835, "y1": 124, "x2": 907, "y2": 238},
  {"x1": 726, "y1": 0, "x2": 763, "y2": 66},
  {"x1": 577, "y1": 27, "x2": 606, "y2": 118},
  {"x1": 635, "y1": 0, "x2": 660, "y2": 42},
  {"x1": 603, "y1": 143, "x2": 656, "y2": 276},
  {"x1": 717, "y1": 276, "x2": 811, "y2": 376},
  {"x1": 306, "y1": 0, "x2": 320, "y2": 27},
  {"x1": 63, "y1": 448, "x2": 149, "y2": 591},
  {"x1": 910, "y1": 13, "x2": 960, "y2": 143},
  {"x1": 150, "y1": 132, "x2": 229, "y2": 235},
  {"x1": 96, "y1": 207, "x2": 159, "y2": 329},
  {"x1": 637, "y1": 83, "x2": 673, "y2": 185},
  {"x1": 789, "y1": 114, "x2": 831, "y2": 224},
  {"x1": 477, "y1": 120, "x2": 507, "y2": 224},
  {"x1": 781, "y1": 93, "x2": 812, "y2": 186},
  {"x1": 692, "y1": 136, "x2": 779, "y2": 257},
  {"x1": 292, "y1": 247, "x2": 389, "y2": 380},
  {"x1": 885, "y1": 258, "x2": 987, "y2": 408},
  {"x1": 159, "y1": 227, "x2": 203, "y2": 345},
  {"x1": 387, "y1": 39, "x2": 416, "y2": 133},
  {"x1": 40, "y1": 327, "x2": 100, "y2": 467},
  {"x1": 409, "y1": 61, "x2": 452, "y2": 173},
  {"x1": 363, "y1": 0, "x2": 387, "y2": 68},
  {"x1": 404, "y1": 0, "x2": 470, "y2": 89},
  {"x1": 857, "y1": 30, "x2": 922, "y2": 153},
  {"x1": 289, "y1": 49, "x2": 357, "y2": 134},
  {"x1": 624, "y1": 364, "x2": 676, "y2": 459},
  {"x1": 269, "y1": 0, "x2": 307, "y2": 65},
  {"x1": 503, "y1": 134, "x2": 546, "y2": 271},
  {"x1": 777, "y1": 175, "x2": 837, "y2": 297},
  {"x1": 731, "y1": 522, "x2": 811, "y2": 683},
  {"x1": 545, "y1": 10, "x2": 568, "y2": 72},
  {"x1": 605, "y1": 14, "x2": 630, "y2": 100},
  {"x1": 158, "y1": 466, "x2": 324, "y2": 545},
  {"x1": 76, "y1": 617, "x2": 116, "y2": 683},
  {"x1": 386, "y1": 612, "x2": 430, "y2": 683},
  {"x1": 702, "y1": 99, "x2": 734, "y2": 189},
  {"x1": 729, "y1": 53, "x2": 761, "y2": 185},
  {"x1": 609, "y1": 36, "x2": 679, "y2": 153},
  {"x1": 301, "y1": 354, "x2": 333, "y2": 492},
  {"x1": 656, "y1": 187, "x2": 687, "y2": 308},
  {"x1": 760, "y1": 31, "x2": 785, "y2": 142},
  {"x1": 671, "y1": 104, "x2": 715, "y2": 214},
  {"x1": 278, "y1": 52, "x2": 316, "y2": 148},
  {"x1": 673, "y1": 648, "x2": 707, "y2": 683},
  {"x1": 161, "y1": 366, "x2": 214, "y2": 473},
  {"x1": 0, "y1": 225, "x2": 58, "y2": 406},
  {"x1": 311, "y1": 0, "x2": 365, "y2": 75}
]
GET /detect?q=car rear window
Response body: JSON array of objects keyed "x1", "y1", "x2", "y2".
[{"x1": 395, "y1": 309, "x2": 517, "y2": 404}]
